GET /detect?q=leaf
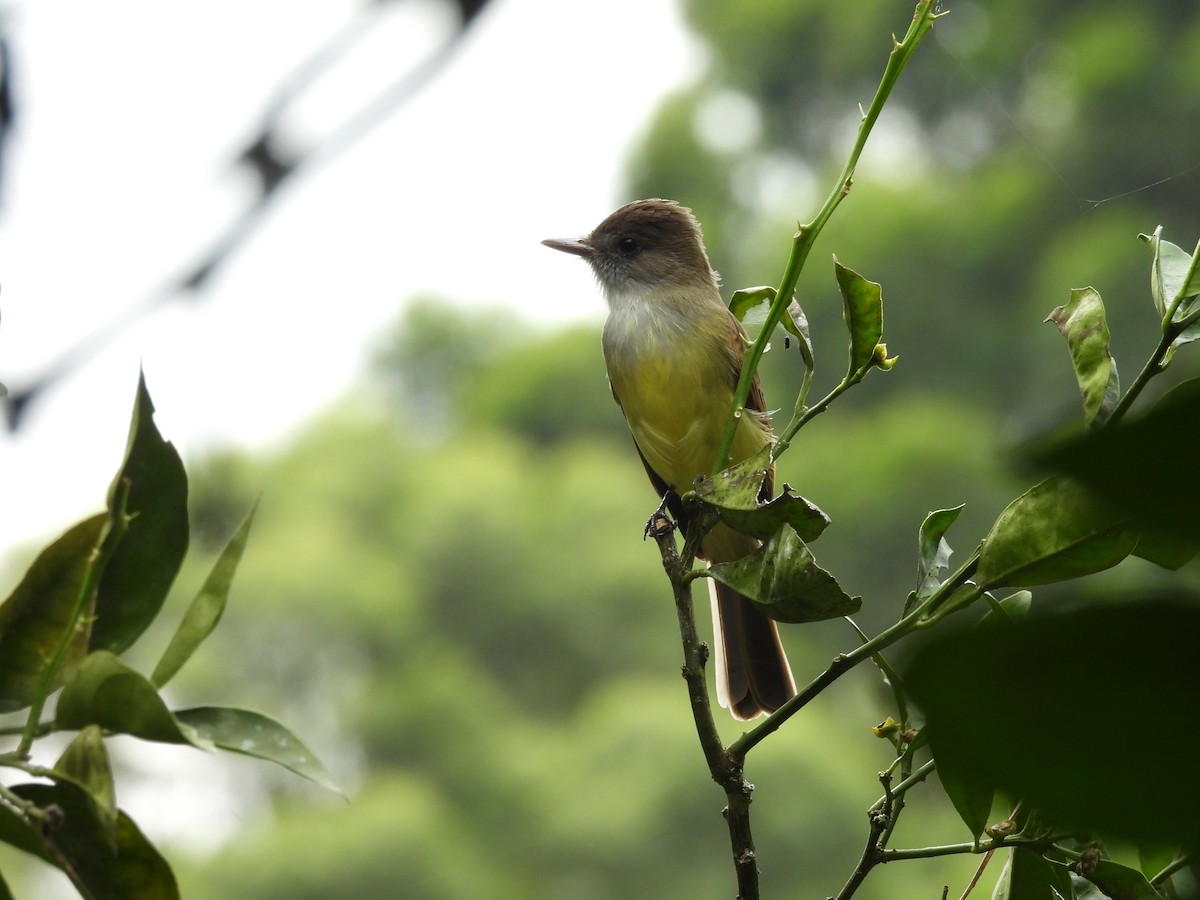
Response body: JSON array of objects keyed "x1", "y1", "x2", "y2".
[
  {"x1": 936, "y1": 749, "x2": 994, "y2": 840},
  {"x1": 1132, "y1": 529, "x2": 1200, "y2": 571},
  {"x1": 55, "y1": 725, "x2": 119, "y2": 850},
  {"x1": 0, "y1": 782, "x2": 179, "y2": 899},
  {"x1": 917, "y1": 505, "x2": 964, "y2": 601},
  {"x1": 984, "y1": 590, "x2": 1032, "y2": 622},
  {"x1": 0, "y1": 514, "x2": 106, "y2": 712},
  {"x1": 728, "y1": 287, "x2": 814, "y2": 374},
  {"x1": 708, "y1": 524, "x2": 860, "y2": 623},
  {"x1": 1081, "y1": 860, "x2": 1164, "y2": 900},
  {"x1": 691, "y1": 447, "x2": 830, "y2": 543},
  {"x1": 1033, "y1": 378, "x2": 1200, "y2": 545},
  {"x1": 56, "y1": 651, "x2": 209, "y2": 749},
  {"x1": 174, "y1": 706, "x2": 345, "y2": 798},
  {"x1": 977, "y1": 475, "x2": 1137, "y2": 589},
  {"x1": 728, "y1": 285, "x2": 776, "y2": 322},
  {"x1": 151, "y1": 502, "x2": 258, "y2": 688},
  {"x1": 0, "y1": 869, "x2": 13, "y2": 900},
  {"x1": 719, "y1": 485, "x2": 830, "y2": 543},
  {"x1": 690, "y1": 445, "x2": 772, "y2": 509},
  {"x1": 1142, "y1": 228, "x2": 1200, "y2": 361},
  {"x1": 834, "y1": 257, "x2": 883, "y2": 375},
  {"x1": 91, "y1": 371, "x2": 190, "y2": 655},
  {"x1": 991, "y1": 848, "x2": 1073, "y2": 900},
  {"x1": 1142, "y1": 226, "x2": 1200, "y2": 318},
  {"x1": 782, "y1": 297, "x2": 815, "y2": 373},
  {"x1": 903, "y1": 595, "x2": 1200, "y2": 847},
  {"x1": 1046, "y1": 287, "x2": 1119, "y2": 428}
]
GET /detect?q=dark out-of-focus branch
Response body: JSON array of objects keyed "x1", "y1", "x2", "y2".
[{"x1": 2, "y1": 0, "x2": 491, "y2": 432}]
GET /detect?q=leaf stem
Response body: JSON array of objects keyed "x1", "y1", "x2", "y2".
[
  {"x1": 874, "y1": 758, "x2": 936, "y2": 808},
  {"x1": 710, "y1": 0, "x2": 940, "y2": 473},
  {"x1": 772, "y1": 362, "x2": 870, "y2": 462},
  {"x1": 1106, "y1": 328, "x2": 1174, "y2": 427},
  {"x1": 0, "y1": 781, "x2": 48, "y2": 822}
]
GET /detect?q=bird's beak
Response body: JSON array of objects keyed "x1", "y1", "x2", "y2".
[{"x1": 541, "y1": 237, "x2": 595, "y2": 259}]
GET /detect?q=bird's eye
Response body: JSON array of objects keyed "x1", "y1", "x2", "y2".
[{"x1": 617, "y1": 236, "x2": 640, "y2": 257}]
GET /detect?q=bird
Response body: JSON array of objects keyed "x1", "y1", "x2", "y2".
[{"x1": 543, "y1": 198, "x2": 796, "y2": 719}]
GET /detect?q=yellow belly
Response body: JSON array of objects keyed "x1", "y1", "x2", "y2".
[{"x1": 605, "y1": 326, "x2": 770, "y2": 500}]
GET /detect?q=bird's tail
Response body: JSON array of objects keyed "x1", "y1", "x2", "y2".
[{"x1": 709, "y1": 578, "x2": 797, "y2": 720}]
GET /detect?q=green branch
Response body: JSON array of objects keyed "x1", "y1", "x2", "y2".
[
  {"x1": 1106, "y1": 328, "x2": 1174, "y2": 427},
  {"x1": 729, "y1": 550, "x2": 978, "y2": 761},
  {"x1": 711, "y1": 0, "x2": 941, "y2": 473},
  {"x1": 771, "y1": 360, "x2": 872, "y2": 462},
  {"x1": 882, "y1": 833, "x2": 1075, "y2": 862}
]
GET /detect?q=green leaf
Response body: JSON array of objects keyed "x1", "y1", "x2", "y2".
[
  {"x1": 690, "y1": 445, "x2": 772, "y2": 509},
  {"x1": 718, "y1": 485, "x2": 830, "y2": 543},
  {"x1": 174, "y1": 706, "x2": 345, "y2": 798},
  {"x1": 0, "y1": 514, "x2": 106, "y2": 712},
  {"x1": 728, "y1": 285, "x2": 776, "y2": 322},
  {"x1": 781, "y1": 297, "x2": 814, "y2": 360},
  {"x1": 55, "y1": 725, "x2": 119, "y2": 849},
  {"x1": 977, "y1": 475, "x2": 1137, "y2": 589},
  {"x1": 1046, "y1": 287, "x2": 1119, "y2": 428},
  {"x1": 1081, "y1": 860, "x2": 1164, "y2": 900},
  {"x1": 0, "y1": 782, "x2": 179, "y2": 899},
  {"x1": 56, "y1": 651, "x2": 209, "y2": 749},
  {"x1": 693, "y1": 449, "x2": 830, "y2": 542},
  {"x1": 1142, "y1": 226, "x2": 1200, "y2": 317},
  {"x1": 1142, "y1": 228, "x2": 1200, "y2": 363},
  {"x1": 936, "y1": 749, "x2": 994, "y2": 840},
  {"x1": 1132, "y1": 529, "x2": 1200, "y2": 571},
  {"x1": 984, "y1": 590, "x2": 1032, "y2": 622},
  {"x1": 991, "y1": 848, "x2": 1073, "y2": 900},
  {"x1": 834, "y1": 257, "x2": 883, "y2": 375},
  {"x1": 728, "y1": 287, "x2": 813, "y2": 376},
  {"x1": 92, "y1": 371, "x2": 190, "y2": 655},
  {"x1": 903, "y1": 595, "x2": 1200, "y2": 846},
  {"x1": 151, "y1": 502, "x2": 258, "y2": 688},
  {"x1": 1034, "y1": 378, "x2": 1200, "y2": 545},
  {"x1": 708, "y1": 524, "x2": 860, "y2": 623},
  {"x1": 916, "y1": 505, "x2": 964, "y2": 601}
]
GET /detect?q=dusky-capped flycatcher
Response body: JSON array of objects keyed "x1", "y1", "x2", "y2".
[{"x1": 543, "y1": 198, "x2": 796, "y2": 720}]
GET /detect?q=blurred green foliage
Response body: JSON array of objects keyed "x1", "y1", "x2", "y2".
[{"x1": 138, "y1": 300, "x2": 977, "y2": 899}]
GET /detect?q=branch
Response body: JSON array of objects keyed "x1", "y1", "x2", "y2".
[
  {"x1": 711, "y1": 0, "x2": 941, "y2": 472},
  {"x1": 831, "y1": 772, "x2": 894, "y2": 900},
  {"x1": 647, "y1": 509, "x2": 761, "y2": 899}
]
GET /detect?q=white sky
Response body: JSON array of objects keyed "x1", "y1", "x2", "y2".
[{"x1": 0, "y1": 0, "x2": 701, "y2": 555}]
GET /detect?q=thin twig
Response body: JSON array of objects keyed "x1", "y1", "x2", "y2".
[{"x1": 957, "y1": 850, "x2": 995, "y2": 900}]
